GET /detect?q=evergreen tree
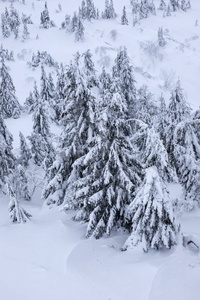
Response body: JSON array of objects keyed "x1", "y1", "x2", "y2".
[
  {"x1": 7, "y1": 181, "x2": 31, "y2": 223},
  {"x1": 22, "y1": 22, "x2": 30, "y2": 41},
  {"x1": 121, "y1": 6, "x2": 129, "y2": 25},
  {"x1": 124, "y1": 166, "x2": 179, "y2": 252},
  {"x1": 0, "y1": 113, "x2": 15, "y2": 187},
  {"x1": 43, "y1": 53, "x2": 95, "y2": 206},
  {"x1": 75, "y1": 17, "x2": 84, "y2": 42},
  {"x1": 157, "y1": 94, "x2": 169, "y2": 148},
  {"x1": 82, "y1": 50, "x2": 97, "y2": 87},
  {"x1": 99, "y1": 67, "x2": 111, "y2": 95},
  {"x1": 173, "y1": 119, "x2": 200, "y2": 208},
  {"x1": 70, "y1": 12, "x2": 78, "y2": 32},
  {"x1": 0, "y1": 57, "x2": 21, "y2": 118},
  {"x1": 63, "y1": 79, "x2": 143, "y2": 238},
  {"x1": 159, "y1": 0, "x2": 167, "y2": 11},
  {"x1": 166, "y1": 81, "x2": 191, "y2": 168},
  {"x1": 40, "y1": 2, "x2": 55, "y2": 29},
  {"x1": 54, "y1": 64, "x2": 66, "y2": 122},
  {"x1": 19, "y1": 131, "x2": 32, "y2": 167},
  {"x1": 113, "y1": 47, "x2": 136, "y2": 118},
  {"x1": 102, "y1": 0, "x2": 116, "y2": 19},
  {"x1": 135, "y1": 85, "x2": 157, "y2": 125},
  {"x1": 28, "y1": 83, "x2": 54, "y2": 166},
  {"x1": 1, "y1": 12, "x2": 11, "y2": 38},
  {"x1": 134, "y1": 126, "x2": 177, "y2": 182},
  {"x1": 9, "y1": 4, "x2": 21, "y2": 38},
  {"x1": 158, "y1": 27, "x2": 166, "y2": 47}
]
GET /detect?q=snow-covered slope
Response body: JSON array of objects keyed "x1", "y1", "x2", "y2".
[{"x1": 0, "y1": 0, "x2": 200, "y2": 299}]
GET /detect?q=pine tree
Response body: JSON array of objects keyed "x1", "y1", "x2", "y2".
[
  {"x1": 134, "y1": 126, "x2": 177, "y2": 182},
  {"x1": 28, "y1": 83, "x2": 54, "y2": 166},
  {"x1": 82, "y1": 50, "x2": 97, "y2": 87},
  {"x1": 70, "y1": 12, "x2": 78, "y2": 32},
  {"x1": 63, "y1": 79, "x2": 143, "y2": 238},
  {"x1": 9, "y1": 4, "x2": 21, "y2": 38},
  {"x1": 43, "y1": 53, "x2": 95, "y2": 206},
  {"x1": 0, "y1": 113, "x2": 15, "y2": 187},
  {"x1": 124, "y1": 166, "x2": 179, "y2": 252},
  {"x1": 173, "y1": 119, "x2": 200, "y2": 208},
  {"x1": 158, "y1": 27, "x2": 166, "y2": 47},
  {"x1": 1, "y1": 12, "x2": 11, "y2": 38},
  {"x1": 40, "y1": 2, "x2": 55, "y2": 29},
  {"x1": 54, "y1": 64, "x2": 66, "y2": 122},
  {"x1": 7, "y1": 181, "x2": 31, "y2": 223},
  {"x1": 166, "y1": 81, "x2": 191, "y2": 168},
  {"x1": 75, "y1": 17, "x2": 84, "y2": 42},
  {"x1": 121, "y1": 6, "x2": 128, "y2": 25},
  {"x1": 99, "y1": 67, "x2": 111, "y2": 95},
  {"x1": 19, "y1": 131, "x2": 32, "y2": 167},
  {"x1": 135, "y1": 85, "x2": 157, "y2": 125},
  {"x1": 158, "y1": 0, "x2": 167, "y2": 11},
  {"x1": 22, "y1": 22, "x2": 30, "y2": 41},
  {"x1": 0, "y1": 57, "x2": 21, "y2": 118},
  {"x1": 113, "y1": 47, "x2": 136, "y2": 118},
  {"x1": 157, "y1": 94, "x2": 169, "y2": 148},
  {"x1": 102, "y1": 0, "x2": 116, "y2": 19}
]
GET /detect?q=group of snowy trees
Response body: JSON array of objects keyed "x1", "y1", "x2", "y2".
[
  {"x1": 0, "y1": 34, "x2": 199, "y2": 251},
  {"x1": 19, "y1": 47, "x2": 196, "y2": 252},
  {"x1": 1, "y1": 2, "x2": 32, "y2": 41}
]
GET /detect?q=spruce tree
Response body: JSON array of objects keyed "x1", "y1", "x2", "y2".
[
  {"x1": 113, "y1": 47, "x2": 136, "y2": 118},
  {"x1": 0, "y1": 113, "x2": 15, "y2": 187},
  {"x1": 173, "y1": 119, "x2": 200, "y2": 208},
  {"x1": 28, "y1": 83, "x2": 54, "y2": 166},
  {"x1": 43, "y1": 53, "x2": 95, "y2": 206},
  {"x1": 166, "y1": 81, "x2": 191, "y2": 168},
  {"x1": 7, "y1": 181, "x2": 31, "y2": 223},
  {"x1": 158, "y1": 27, "x2": 166, "y2": 47},
  {"x1": 19, "y1": 131, "x2": 32, "y2": 167},
  {"x1": 22, "y1": 22, "x2": 30, "y2": 41},
  {"x1": 124, "y1": 166, "x2": 179, "y2": 252},
  {"x1": 82, "y1": 50, "x2": 97, "y2": 87},
  {"x1": 121, "y1": 6, "x2": 128, "y2": 25},
  {"x1": 75, "y1": 17, "x2": 84, "y2": 42},
  {"x1": 63, "y1": 79, "x2": 143, "y2": 238},
  {"x1": 1, "y1": 12, "x2": 10, "y2": 38},
  {"x1": 0, "y1": 57, "x2": 21, "y2": 118}
]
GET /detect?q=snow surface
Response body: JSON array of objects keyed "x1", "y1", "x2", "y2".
[{"x1": 1, "y1": 0, "x2": 200, "y2": 299}]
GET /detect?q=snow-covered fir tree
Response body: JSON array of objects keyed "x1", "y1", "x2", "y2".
[
  {"x1": 158, "y1": 0, "x2": 167, "y2": 11},
  {"x1": 166, "y1": 80, "x2": 191, "y2": 168},
  {"x1": 7, "y1": 180, "x2": 31, "y2": 223},
  {"x1": 134, "y1": 84, "x2": 157, "y2": 125},
  {"x1": 82, "y1": 49, "x2": 97, "y2": 87},
  {"x1": 133, "y1": 125, "x2": 177, "y2": 182},
  {"x1": 28, "y1": 82, "x2": 54, "y2": 166},
  {"x1": 70, "y1": 12, "x2": 78, "y2": 32},
  {"x1": 19, "y1": 131, "x2": 32, "y2": 167},
  {"x1": 0, "y1": 57, "x2": 21, "y2": 118},
  {"x1": 0, "y1": 113, "x2": 15, "y2": 187},
  {"x1": 121, "y1": 6, "x2": 128, "y2": 25},
  {"x1": 40, "y1": 2, "x2": 55, "y2": 29},
  {"x1": 63, "y1": 78, "x2": 143, "y2": 238},
  {"x1": 124, "y1": 166, "x2": 179, "y2": 252},
  {"x1": 173, "y1": 119, "x2": 200, "y2": 208},
  {"x1": 102, "y1": 0, "x2": 117, "y2": 19},
  {"x1": 113, "y1": 47, "x2": 136, "y2": 118},
  {"x1": 9, "y1": 3, "x2": 21, "y2": 39},
  {"x1": 1, "y1": 11, "x2": 11, "y2": 38},
  {"x1": 22, "y1": 22, "x2": 30, "y2": 41},
  {"x1": 43, "y1": 53, "x2": 95, "y2": 206},
  {"x1": 158, "y1": 27, "x2": 166, "y2": 47},
  {"x1": 75, "y1": 17, "x2": 84, "y2": 42}
]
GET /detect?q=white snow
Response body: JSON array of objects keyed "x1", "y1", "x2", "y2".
[{"x1": 0, "y1": 0, "x2": 200, "y2": 299}]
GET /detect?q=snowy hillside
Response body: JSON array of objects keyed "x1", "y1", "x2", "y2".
[{"x1": 0, "y1": 0, "x2": 200, "y2": 299}]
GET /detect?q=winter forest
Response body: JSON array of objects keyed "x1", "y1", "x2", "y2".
[{"x1": 0, "y1": 0, "x2": 200, "y2": 299}]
